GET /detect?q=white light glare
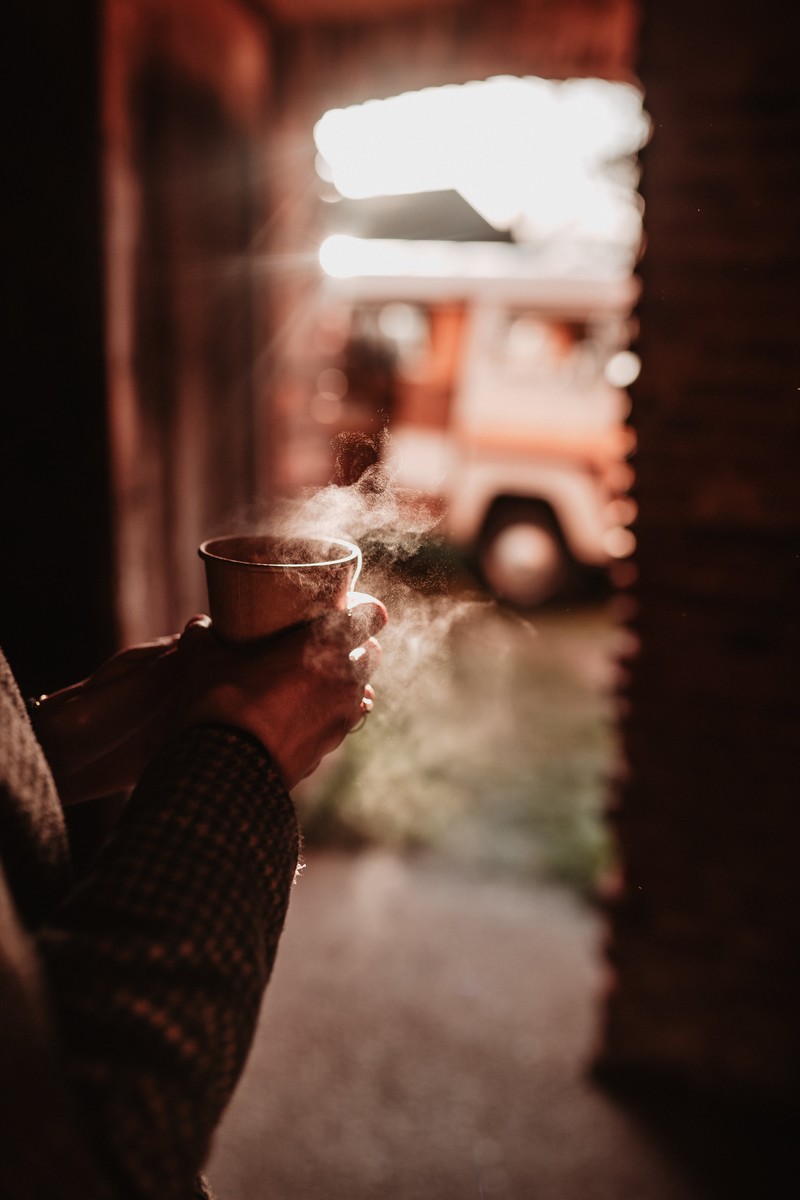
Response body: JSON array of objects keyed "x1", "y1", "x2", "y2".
[
  {"x1": 605, "y1": 350, "x2": 641, "y2": 388},
  {"x1": 319, "y1": 234, "x2": 378, "y2": 278},
  {"x1": 314, "y1": 76, "x2": 650, "y2": 246}
]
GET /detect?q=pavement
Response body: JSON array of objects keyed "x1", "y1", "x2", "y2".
[{"x1": 207, "y1": 848, "x2": 722, "y2": 1200}]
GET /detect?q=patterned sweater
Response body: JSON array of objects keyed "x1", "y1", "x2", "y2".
[{"x1": 0, "y1": 648, "x2": 299, "y2": 1199}]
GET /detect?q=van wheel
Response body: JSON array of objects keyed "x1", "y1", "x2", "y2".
[{"x1": 478, "y1": 506, "x2": 569, "y2": 608}]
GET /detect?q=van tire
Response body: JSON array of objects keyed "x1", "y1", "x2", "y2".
[{"x1": 478, "y1": 502, "x2": 570, "y2": 608}]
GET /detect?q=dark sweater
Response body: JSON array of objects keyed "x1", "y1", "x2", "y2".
[{"x1": 0, "y1": 648, "x2": 299, "y2": 1199}]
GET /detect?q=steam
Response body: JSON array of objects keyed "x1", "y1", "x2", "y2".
[
  {"x1": 270, "y1": 455, "x2": 442, "y2": 567},
  {"x1": 298, "y1": 576, "x2": 538, "y2": 853},
  {"x1": 269, "y1": 452, "x2": 465, "y2": 644},
  {"x1": 262, "y1": 463, "x2": 611, "y2": 887},
  {"x1": 266, "y1": 455, "x2": 499, "y2": 721},
  {"x1": 264, "y1": 462, "x2": 539, "y2": 841}
]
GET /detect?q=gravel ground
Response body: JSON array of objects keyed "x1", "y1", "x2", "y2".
[{"x1": 207, "y1": 848, "x2": 706, "y2": 1200}]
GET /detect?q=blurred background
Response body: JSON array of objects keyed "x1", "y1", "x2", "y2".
[{"x1": 3, "y1": 0, "x2": 798, "y2": 1196}]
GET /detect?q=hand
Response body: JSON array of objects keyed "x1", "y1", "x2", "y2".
[
  {"x1": 179, "y1": 593, "x2": 386, "y2": 788},
  {"x1": 32, "y1": 593, "x2": 387, "y2": 802},
  {"x1": 30, "y1": 636, "x2": 183, "y2": 805}
]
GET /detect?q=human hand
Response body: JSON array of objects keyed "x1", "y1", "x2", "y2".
[
  {"x1": 178, "y1": 592, "x2": 386, "y2": 788},
  {"x1": 32, "y1": 593, "x2": 386, "y2": 802},
  {"x1": 30, "y1": 635, "x2": 183, "y2": 805}
]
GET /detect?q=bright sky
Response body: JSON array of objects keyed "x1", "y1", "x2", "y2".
[{"x1": 314, "y1": 76, "x2": 650, "y2": 249}]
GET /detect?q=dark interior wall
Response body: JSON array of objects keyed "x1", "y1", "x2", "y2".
[
  {"x1": 2, "y1": 0, "x2": 115, "y2": 696},
  {"x1": 1, "y1": 0, "x2": 275, "y2": 686},
  {"x1": 2, "y1": 0, "x2": 276, "y2": 684},
  {"x1": 103, "y1": 0, "x2": 275, "y2": 646},
  {"x1": 600, "y1": 0, "x2": 800, "y2": 1102}
]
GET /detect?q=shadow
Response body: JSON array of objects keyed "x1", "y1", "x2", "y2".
[{"x1": 594, "y1": 1066, "x2": 796, "y2": 1199}]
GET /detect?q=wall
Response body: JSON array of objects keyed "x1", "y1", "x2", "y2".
[
  {"x1": 104, "y1": 0, "x2": 275, "y2": 645},
  {"x1": 599, "y1": 0, "x2": 800, "y2": 1103},
  {"x1": 1, "y1": 0, "x2": 277, "y2": 683},
  {"x1": 2, "y1": 0, "x2": 114, "y2": 695}
]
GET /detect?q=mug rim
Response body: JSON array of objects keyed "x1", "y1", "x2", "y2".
[{"x1": 198, "y1": 534, "x2": 361, "y2": 570}]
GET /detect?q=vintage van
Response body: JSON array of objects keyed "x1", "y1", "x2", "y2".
[{"x1": 313, "y1": 239, "x2": 639, "y2": 605}]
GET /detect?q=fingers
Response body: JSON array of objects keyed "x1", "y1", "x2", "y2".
[
  {"x1": 346, "y1": 684, "x2": 376, "y2": 734},
  {"x1": 348, "y1": 636, "x2": 382, "y2": 685},
  {"x1": 183, "y1": 599, "x2": 386, "y2": 658},
  {"x1": 300, "y1": 603, "x2": 384, "y2": 749},
  {"x1": 87, "y1": 634, "x2": 181, "y2": 687},
  {"x1": 307, "y1": 594, "x2": 386, "y2": 682},
  {"x1": 183, "y1": 613, "x2": 212, "y2": 634},
  {"x1": 174, "y1": 598, "x2": 387, "y2": 786},
  {"x1": 333, "y1": 595, "x2": 386, "y2": 699},
  {"x1": 178, "y1": 615, "x2": 215, "y2": 660}
]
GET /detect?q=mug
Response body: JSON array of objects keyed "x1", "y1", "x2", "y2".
[{"x1": 198, "y1": 533, "x2": 362, "y2": 644}]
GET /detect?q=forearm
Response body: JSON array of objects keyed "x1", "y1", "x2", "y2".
[{"x1": 37, "y1": 725, "x2": 299, "y2": 1200}]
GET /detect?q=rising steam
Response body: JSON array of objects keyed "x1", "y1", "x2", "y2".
[{"x1": 269, "y1": 452, "x2": 443, "y2": 569}]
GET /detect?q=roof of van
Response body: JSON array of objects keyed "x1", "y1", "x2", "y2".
[
  {"x1": 319, "y1": 238, "x2": 639, "y2": 311},
  {"x1": 325, "y1": 190, "x2": 514, "y2": 243}
]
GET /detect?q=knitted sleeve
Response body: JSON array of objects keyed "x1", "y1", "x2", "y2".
[{"x1": 38, "y1": 724, "x2": 299, "y2": 1200}]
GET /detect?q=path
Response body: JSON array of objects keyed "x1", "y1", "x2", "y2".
[{"x1": 208, "y1": 848, "x2": 706, "y2": 1200}]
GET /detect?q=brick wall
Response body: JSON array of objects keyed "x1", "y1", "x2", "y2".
[{"x1": 599, "y1": 0, "x2": 800, "y2": 1100}]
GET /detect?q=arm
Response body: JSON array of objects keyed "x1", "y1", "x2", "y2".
[
  {"x1": 32, "y1": 593, "x2": 386, "y2": 805},
  {"x1": 0, "y1": 865, "x2": 119, "y2": 1199},
  {"x1": 27, "y1": 597, "x2": 385, "y2": 1199},
  {"x1": 38, "y1": 726, "x2": 298, "y2": 1200}
]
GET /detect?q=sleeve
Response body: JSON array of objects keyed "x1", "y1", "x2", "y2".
[
  {"x1": 37, "y1": 724, "x2": 300, "y2": 1200},
  {"x1": 0, "y1": 866, "x2": 119, "y2": 1200}
]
